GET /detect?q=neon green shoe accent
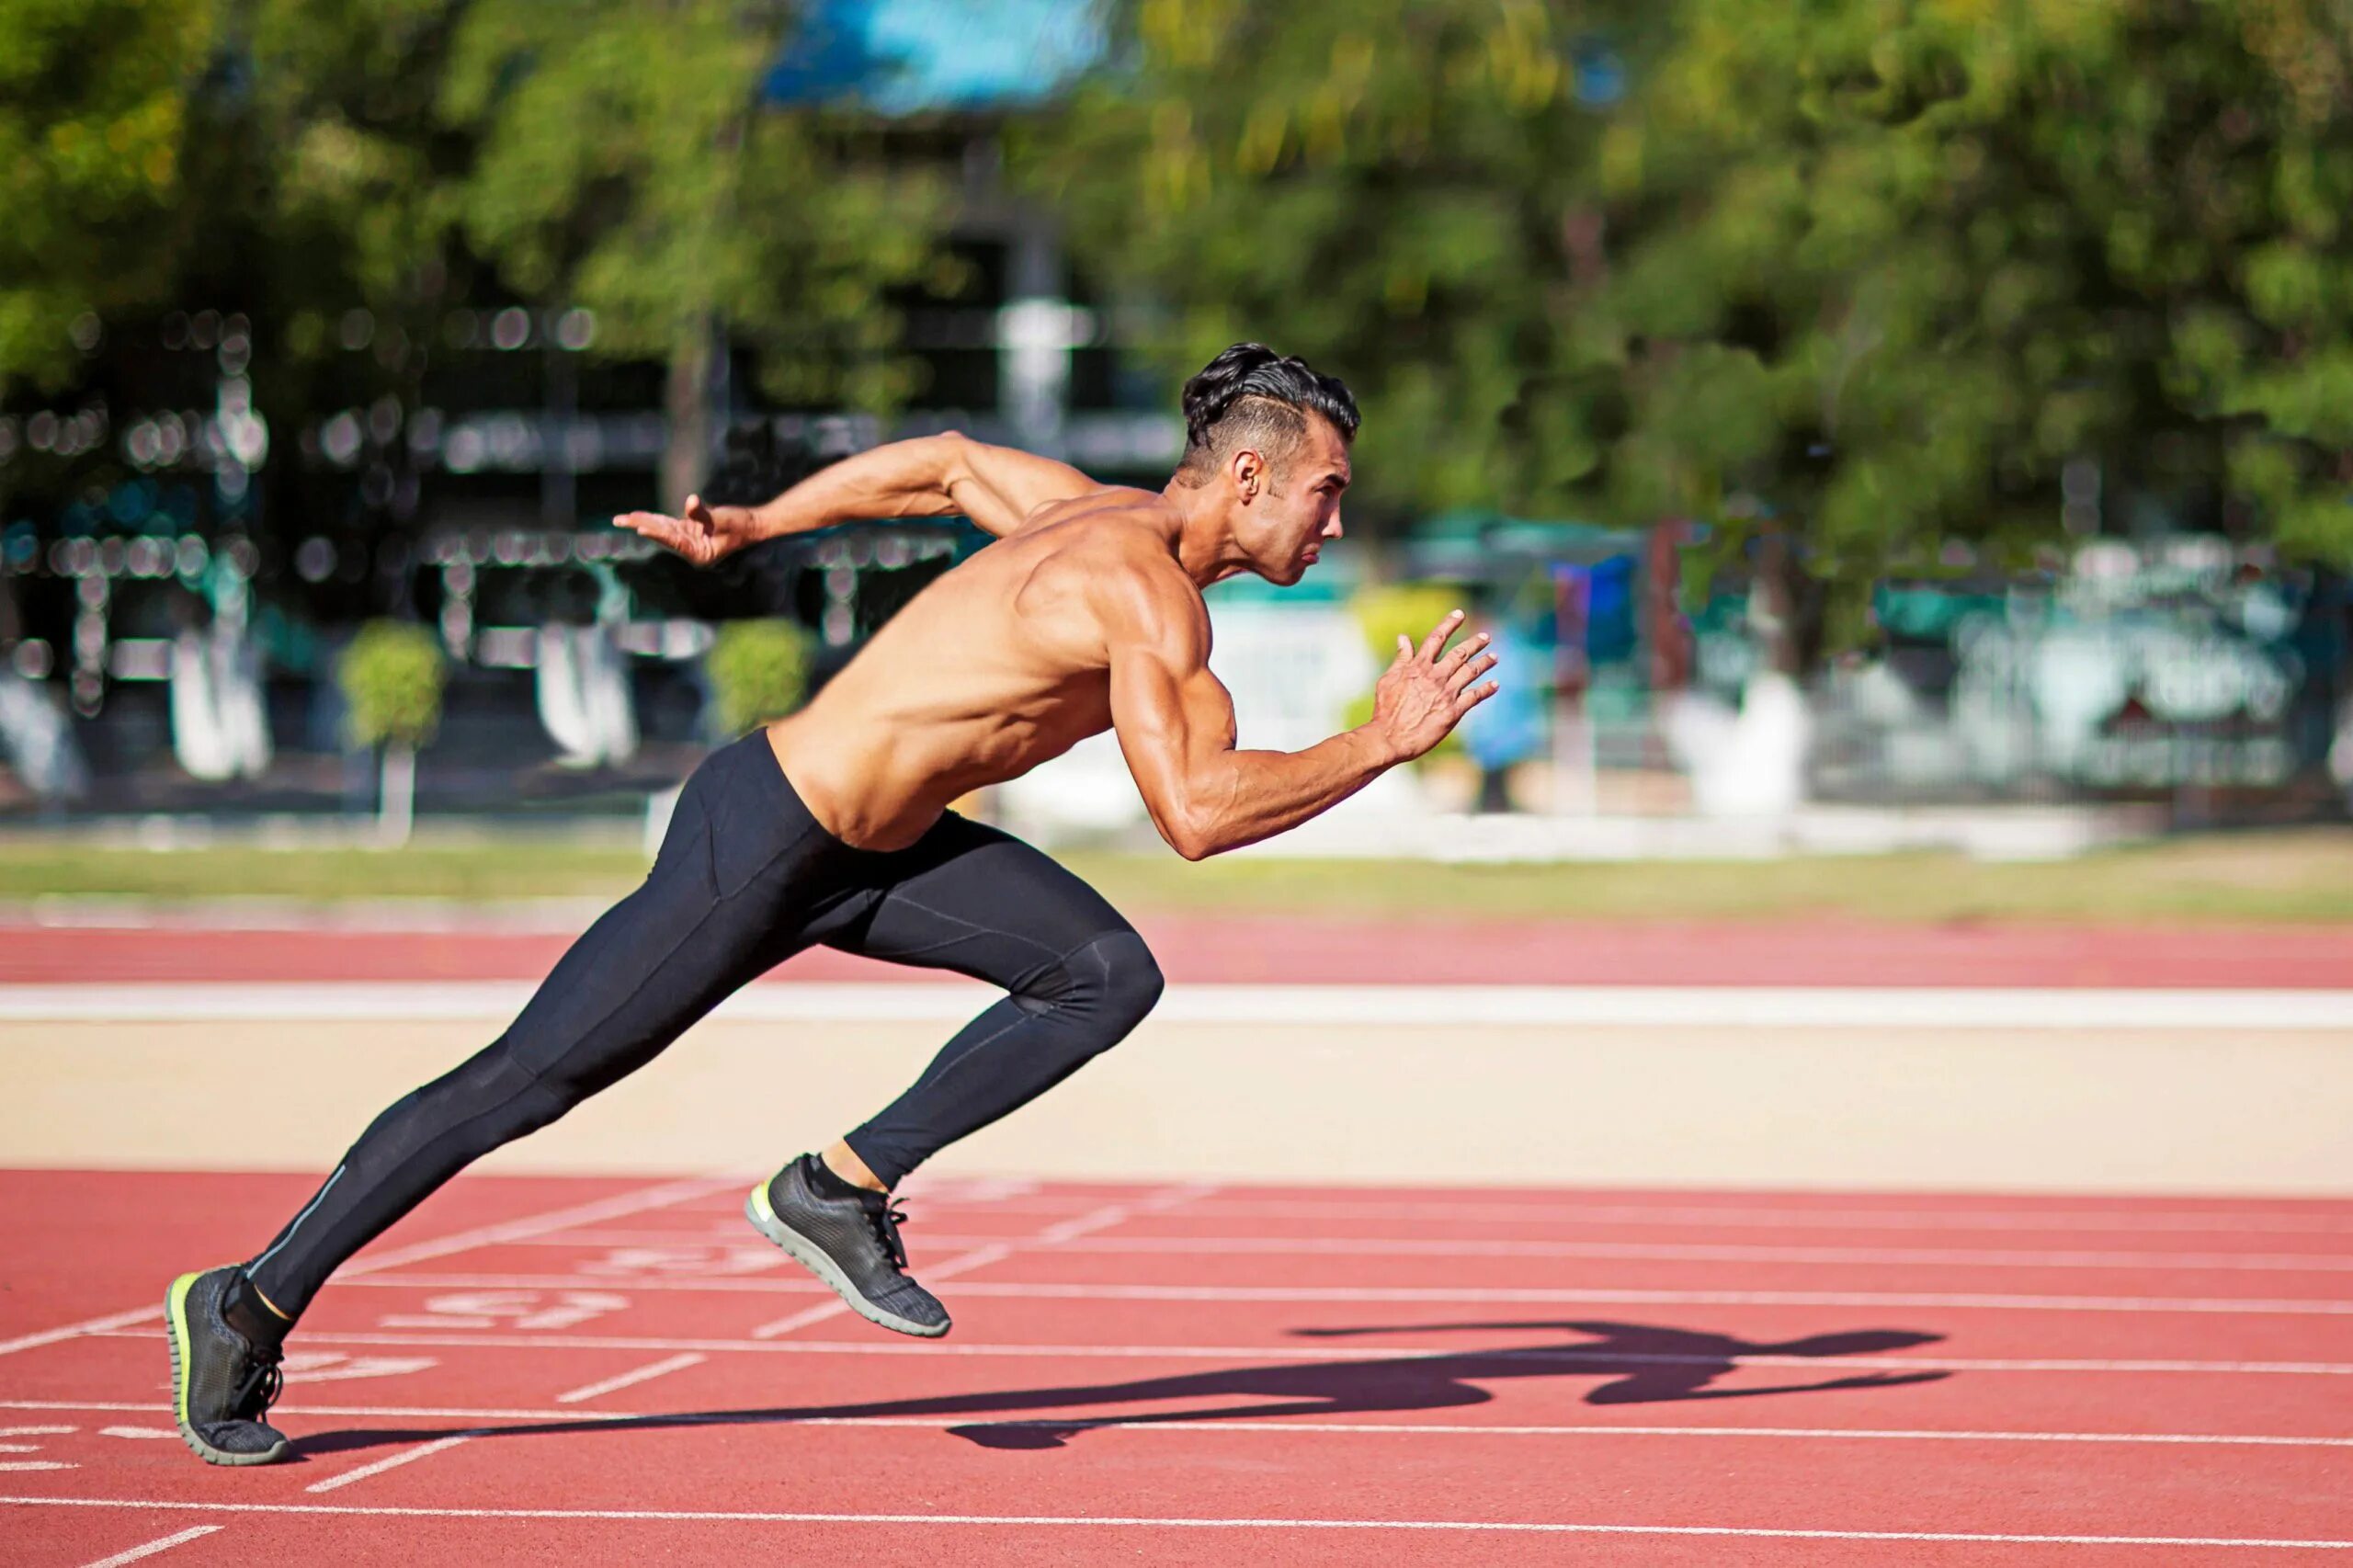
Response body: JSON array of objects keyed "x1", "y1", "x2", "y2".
[{"x1": 165, "y1": 1272, "x2": 199, "y2": 1428}]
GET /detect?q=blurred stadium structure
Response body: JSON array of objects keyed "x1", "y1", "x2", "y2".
[{"x1": 2, "y1": 0, "x2": 2350, "y2": 850}]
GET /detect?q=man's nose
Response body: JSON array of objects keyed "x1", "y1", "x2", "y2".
[{"x1": 1324, "y1": 512, "x2": 1344, "y2": 540}]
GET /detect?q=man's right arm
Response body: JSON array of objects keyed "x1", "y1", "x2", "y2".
[
  {"x1": 1106, "y1": 579, "x2": 1499, "y2": 861},
  {"x1": 614, "y1": 433, "x2": 1107, "y2": 562}
]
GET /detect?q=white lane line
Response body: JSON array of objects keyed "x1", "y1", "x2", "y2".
[
  {"x1": 12, "y1": 1402, "x2": 2353, "y2": 1449},
  {"x1": 554, "y1": 1353, "x2": 705, "y2": 1405},
  {"x1": 561, "y1": 1231, "x2": 2353, "y2": 1274},
  {"x1": 0, "y1": 1307, "x2": 174, "y2": 1360},
  {"x1": 520, "y1": 1227, "x2": 2353, "y2": 1270},
  {"x1": 0, "y1": 1426, "x2": 76, "y2": 1436},
  {"x1": 98, "y1": 1427, "x2": 178, "y2": 1439},
  {"x1": 1165, "y1": 1198, "x2": 2353, "y2": 1237},
  {"x1": 0, "y1": 1176, "x2": 734, "y2": 1362},
  {"x1": 302, "y1": 1271, "x2": 2353, "y2": 1316},
  {"x1": 57, "y1": 1334, "x2": 2353, "y2": 1377},
  {"x1": 75, "y1": 1525, "x2": 222, "y2": 1566},
  {"x1": 748, "y1": 1181, "x2": 1217, "y2": 1340},
  {"x1": 2, "y1": 1496, "x2": 2347, "y2": 1547},
  {"x1": 0, "y1": 1462, "x2": 74, "y2": 1471},
  {"x1": 10, "y1": 981, "x2": 2353, "y2": 1030},
  {"x1": 304, "y1": 1432, "x2": 479, "y2": 1494}
]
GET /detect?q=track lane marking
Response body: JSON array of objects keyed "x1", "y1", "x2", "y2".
[
  {"x1": 304, "y1": 1431, "x2": 481, "y2": 1494},
  {"x1": 534, "y1": 1230, "x2": 2353, "y2": 1273},
  {"x1": 3, "y1": 1496, "x2": 2347, "y2": 1547},
  {"x1": 297, "y1": 1271, "x2": 2353, "y2": 1315},
  {"x1": 5, "y1": 1398, "x2": 2344, "y2": 1449},
  {"x1": 0, "y1": 1176, "x2": 736, "y2": 1361},
  {"x1": 1161, "y1": 1198, "x2": 2353, "y2": 1236},
  {"x1": 81, "y1": 1330, "x2": 2353, "y2": 1376},
  {"x1": 74, "y1": 1525, "x2": 222, "y2": 1566},
  {"x1": 553, "y1": 1354, "x2": 705, "y2": 1405},
  {"x1": 10, "y1": 980, "x2": 2353, "y2": 1029}
]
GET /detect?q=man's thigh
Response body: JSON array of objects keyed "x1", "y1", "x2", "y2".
[{"x1": 824, "y1": 815, "x2": 1142, "y2": 992}]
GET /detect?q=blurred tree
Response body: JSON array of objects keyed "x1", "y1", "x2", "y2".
[
  {"x1": 441, "y1": 0, "x2": 946, "y2": 506},
  {"x1": 704, "y1": 616, "x2": 811, "y2": 736},
  {"x1": 1023, "y1": 0, "x2": 1612, "y2": 525},
  {"x1": 1588, "y1": 0, "x2": 2353, "y2": 654},
  {"x1": 1035, "y1": 0, "x2": 2353, "y2": 665},
  {"x1": 338, "y1": 617, "x2": 444, "y2": 842},
  {"x1": 0, "y1": 0, "x2": 210, "y2": 390}
]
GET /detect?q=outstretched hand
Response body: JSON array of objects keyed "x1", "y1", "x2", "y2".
[
  {"x1": 611, "y1": 494, "x2": 764, "y2": 566},
  {"x1": 1366, "y1": 608, "x2": 1499, "y2": 764}
]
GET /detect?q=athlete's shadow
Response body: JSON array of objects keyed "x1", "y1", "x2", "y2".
[
  {"x1": 294, "y1": 1318, "x2": 1949, "y2": 1459},
  {"x1": 942, "y1": 1320, "x2": 1948, "y2": 1449}
]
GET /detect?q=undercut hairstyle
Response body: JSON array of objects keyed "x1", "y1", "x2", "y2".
[{"x1": 1172, "y1": 343, "x2": 1359, "y2": 488}]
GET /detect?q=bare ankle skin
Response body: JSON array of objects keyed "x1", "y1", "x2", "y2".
[{"x1": 821, "y1": 1141, "x2": 889, "y2": 1194}]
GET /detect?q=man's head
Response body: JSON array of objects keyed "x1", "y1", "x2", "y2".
[{"x1": 1170, "y1": 343, "x2": 1358, "y2": 585}]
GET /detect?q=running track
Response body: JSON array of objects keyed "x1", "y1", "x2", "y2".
[
  {"x1": 3, "y1": 1170, "x2": 2351, "y2": 1562},
  {"x1": 3, "y1": 918, "x2": 2349, "y2": 1562}
]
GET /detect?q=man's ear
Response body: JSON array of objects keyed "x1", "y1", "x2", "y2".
[{"x1": 1232, "y1": 449, "x2": 1265, "y2": 502}]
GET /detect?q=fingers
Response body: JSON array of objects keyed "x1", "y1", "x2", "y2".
[
  {"x1": 1438, "y1": 630, "x2": 1491, "y2": 675},
  {"x1": 683, "y1": 493, "x2": 712, "y2": 525},
  {"x1": 1394, "y1": 633, "x2": 1413, "y2": 664},
  {"x1": 1447, "y1": 650, "x2": 1498, "y2": 694},
  {"x1": 1453, "y1": 677, "x2": 1500, "y2": 712},
  {"x1": 1417, "y1": 608, "x2": 1466, "y2": 663}
]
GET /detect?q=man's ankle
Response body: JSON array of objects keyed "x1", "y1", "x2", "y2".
[
  {"x1": 222, "y1": 1271, "x2": 291, "y2": 1353},
  {"x1": 818, "y1": 1142, "x2": 889, "y2": 1195}
]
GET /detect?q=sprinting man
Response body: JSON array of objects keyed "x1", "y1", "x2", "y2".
[{"x1": 165, "y1": 343, "x2": 1500, "y2": 1465}]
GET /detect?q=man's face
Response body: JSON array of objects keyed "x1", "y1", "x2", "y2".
[{"x1": 1235, "y1": 415, "x2": 1350, "y2": 585}]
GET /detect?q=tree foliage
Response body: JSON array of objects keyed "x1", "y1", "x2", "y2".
[
  {"x1": 442, "y1": 0, "x2": 946, "y2": 500},
  {"x1": 0, "y1": 0, "x2": 211, "y2": 390},
  {"x1": 1034, "y1": 0, "x2": 2353, "y2": 648}
]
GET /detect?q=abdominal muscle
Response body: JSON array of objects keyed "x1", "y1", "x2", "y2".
[{"x1": 759, "y1": 518, "x2": 1131, "y2": 850}]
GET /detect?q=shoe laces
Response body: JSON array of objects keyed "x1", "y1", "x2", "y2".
[
  {"x1": 231, "y1": 1348, "x2": 283, "y2": 1421},
  {"x1": 867, "y1": 1200, "x2": 912, "y2": 1272}
]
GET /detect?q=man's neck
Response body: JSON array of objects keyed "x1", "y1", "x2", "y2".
[{"x1": 1161, "y1": 478, "x2": 1250, "y2": 588}]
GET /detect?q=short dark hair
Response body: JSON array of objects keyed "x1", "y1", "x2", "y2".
[{"x1": 1173, "y1": 343, "x2": 1359, "y2": 486}]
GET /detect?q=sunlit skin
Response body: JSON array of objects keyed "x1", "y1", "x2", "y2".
[{"x1": 616, "y1": 424, "x2": 1500, "y2": 1189}]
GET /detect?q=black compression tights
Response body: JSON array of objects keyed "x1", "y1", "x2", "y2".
[{"x1": 246, "y1": 733, "x2": 1163, "y2": 1320}]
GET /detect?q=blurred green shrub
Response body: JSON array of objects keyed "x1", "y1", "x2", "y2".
[
  {"x1": 1345, "y1": 584, "x2": 1470, "y2": 759},
  {"x1": 706, "y1": 619, "x2": 813, "y2": 736},
  {"x1": 338, "y1": 621, "x2": 447, "y2": 750}
]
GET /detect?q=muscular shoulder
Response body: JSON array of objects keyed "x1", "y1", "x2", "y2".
[{"x1": 1042, "y1": 505, "x2": 1206, "y2": 662}]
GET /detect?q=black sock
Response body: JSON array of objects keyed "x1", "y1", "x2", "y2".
[
  {"x1": 223, "y1": 1270, "x2": 290, "y2": 1354},
  {"x1": 802, "y1": 1152, "x2": 875, "y2": 1202}
]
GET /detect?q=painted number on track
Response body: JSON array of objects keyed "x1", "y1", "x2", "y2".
[{"x1": 378, "y1": 1290, "x2": 629, "y2": 1332}]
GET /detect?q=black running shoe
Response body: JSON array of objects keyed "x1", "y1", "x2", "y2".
[
  {"x1": 745, "y1": 1155, "x2": 950, "y2": 1337},
  {"x1": 165, "y1": 1267, "x2": 290, "y2": 1466}
]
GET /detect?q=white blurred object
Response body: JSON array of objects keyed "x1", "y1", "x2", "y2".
[
  {"x1": 1665, "y1": 670, "x2": 1809, "y2": 817},
  {"x1": 170, "y1": 627, "x2": 272, "y2": 781},
  {"x1": 0, "y1": 668, "x2": 88, "y2": 800},
  {"x1": 537, "y1": 623, "x2": 638, "y2": 768},
  {"x1": 997, "y1": 599, "x2": 1421, "y2": 845}
]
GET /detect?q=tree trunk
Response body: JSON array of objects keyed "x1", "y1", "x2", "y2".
[
  {"x1": 661, "y1": 321, "x2": 714, "y2": 509},
  {"x1": 378, "y1": 741, "x2": 415, "y2": 848}
]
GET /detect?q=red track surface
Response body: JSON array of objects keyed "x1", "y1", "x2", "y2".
[
  {"x1": 6, "y1": 915, "x2": 2352, "y2": 987},
  {"x1": 3, "y1": 1168, "x2": 2349, "y2": 1563}
]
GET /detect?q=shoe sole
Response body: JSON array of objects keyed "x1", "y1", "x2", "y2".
[
  {"x1": 744, "y1": 1184, "x2": 949, "y2": 1338},
  {"x1": 165, "y1": 1272, "x2": 288, "y2": 1467}
]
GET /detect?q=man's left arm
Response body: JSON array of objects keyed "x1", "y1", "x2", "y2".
[{"x1": 614, "y1": 433, "x2": 1104, "y2": 564}]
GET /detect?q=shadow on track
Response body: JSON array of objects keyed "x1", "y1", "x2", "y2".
[{"x1": 293, "y1": 1319, "x2": 1949, "y2": 1458}]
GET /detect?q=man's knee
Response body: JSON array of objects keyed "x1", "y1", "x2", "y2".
[
  {"x1": 1017, "y1": 929, "x2": 1164, "y2": 1034},
  {"x1": 1074, "y1": 929, "x2": 1165, "y2": 1031}
]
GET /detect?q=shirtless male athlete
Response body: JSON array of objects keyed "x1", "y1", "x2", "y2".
[{"x1": 165, "y1": 342, "x2": 1501, "y2": 1465}]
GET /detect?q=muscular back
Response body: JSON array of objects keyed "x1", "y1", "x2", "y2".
[
  {"x1": 772, "y1": 490, "x2": 1189, "y2": 848},
  {"x1": 620, "y1": 426, "x2": 1495, "y2": 859}
]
